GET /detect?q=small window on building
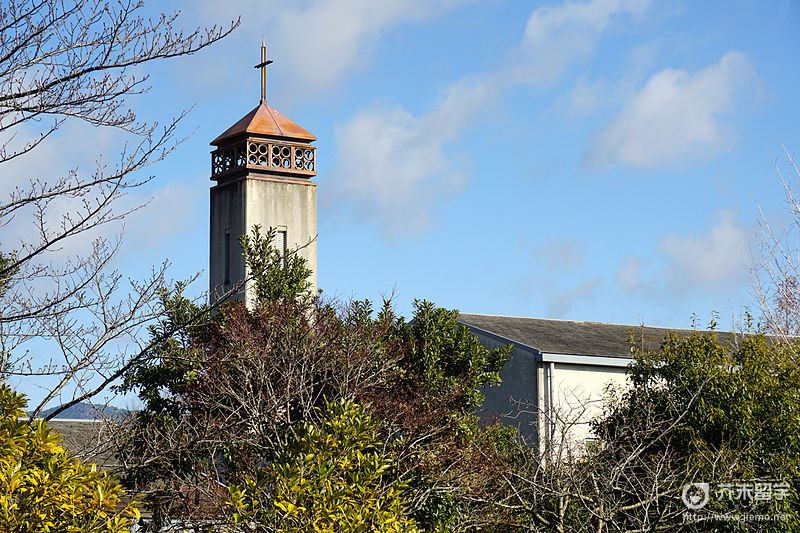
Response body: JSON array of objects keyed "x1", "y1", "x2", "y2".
[
  {"x1": 584, "y1": 437, "x2": 600, "y2": 452},
  {"x1": 276, "y1": 228, "x2": 287, "y2": 268},
  {"x1": 224, "y1": 229, "x2": 231, "y2": 285}
]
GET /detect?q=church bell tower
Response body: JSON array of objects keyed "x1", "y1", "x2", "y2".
[{"x1": 209, "y1": 44, "x2": 317, "y2": 304}]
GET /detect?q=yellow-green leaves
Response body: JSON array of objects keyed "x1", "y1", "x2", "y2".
[
  {"x1": 226, "y1": 399, "x2": 420, "y2": 533},
  {"x1": 0, "y1": 385, "x2": 139, "y2": 533}
]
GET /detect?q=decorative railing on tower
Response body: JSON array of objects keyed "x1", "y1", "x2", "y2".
[
  {"x1": 209, "y1": 43, "x2": 317, "y2": 182},
  {"x1": 211, "y1": 139, "x2": 316, "y2": 179}
]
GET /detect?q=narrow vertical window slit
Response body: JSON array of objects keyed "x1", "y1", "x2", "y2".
[
  {"x1": 224, "y1": 229, "x2": 231, "y2": 285},
  {"x1": 277, "y1": 229, "x2": 287, "y2": 268}
]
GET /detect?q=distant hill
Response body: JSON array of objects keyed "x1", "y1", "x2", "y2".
[{"x1": 35, "y1": 402, "x2": 130, "y2": 420}]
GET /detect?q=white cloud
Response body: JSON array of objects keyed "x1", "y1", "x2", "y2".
[
  {"x1": 330, "y1": 78, "x2": 493, "y2": 234},
  {"x1": 513, "y1": 0, "x2": 650, "y2": 85},
  {"x1": 546, "y1": 276, "x2": 603, "y2": 316},
  {"x1": 537, "y1": 241, "x2": 584, "y2": 271},
  {"x1": 193, "y1": 0, "x2": 471, "y2": 98},
  {"x1": 330, "y1": 0, "x2": 649, "y2": 234},
  {"x1": 0, "y1": 118, "x2": 203, "y2": 267},
  {"x1": 0, "y1": 122, "x2": 118, "y2": 199},
  {"x1": 566, "y1": 81, "x2": 603, "y2": 116},
  {"x1": 194, "y1": 0, "x2": 648, "y2": 97},
  {"x1": 561, "y1": 40, "x2": 659, "y2": 119},
  {"x1": 123, "y1": 181, "x2": 205, "y2": 250},
  {"x1": 584, "y1": 51, "x2": 758, "y2": 170},
  {"x1": 617, "y1": 257, "x2": 643, "y2": 292},
  {"x1": 660, "y1": 210, "x2": 749, "y2": 291},
  {"x1": 271, "y1": 0, "x2": 441, "y2": 94}
]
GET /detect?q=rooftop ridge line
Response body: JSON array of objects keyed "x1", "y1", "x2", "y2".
[{"x1": 458, "y1": 312, "x2": 742, "y2": 335}]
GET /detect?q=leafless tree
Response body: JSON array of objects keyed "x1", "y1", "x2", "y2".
[
  {"x1": 495, "y1": 394, "x2": 713, "y2": 532},
  {"x1": 112, "y1": 296, "x2": 408, "y2": 529},
  {"x1": 0, "y1": 0, "x2": 238, "y2": 418},
  {"x1": 498, "y1": 326, "x2": 799, "y2": 533},
  {"x1": 752, "y1": 145, "x2": 800, "y2": 340}
]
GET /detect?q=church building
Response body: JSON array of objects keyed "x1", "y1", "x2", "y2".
[
  {"x1": 206, "y1": 47, "x2": 738, "y2": 452},
  {"x1": 208, "y1": 44, "x2": 317, "y2": 305},
  {"x1": 459, "y1": 314, "x2": 739, "y2": 448}
]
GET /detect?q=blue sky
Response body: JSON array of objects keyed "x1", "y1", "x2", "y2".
[
  {"x1": 135, "y1": 0, "x2": 799, "y2": 330},
  {"x1": 10, "y1": 1, "x2": 800, "y2": 404},
  {"x1": 137, "y1": 0, "x2": 794, "y2": 331}
]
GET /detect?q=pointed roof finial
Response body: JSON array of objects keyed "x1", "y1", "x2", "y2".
[{"x1": 254, "y1": 40, "x2": 273, "y2": 104}]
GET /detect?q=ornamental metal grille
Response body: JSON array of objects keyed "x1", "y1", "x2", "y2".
[
  {"x1": 212, "y1": 144, "x2": 246, "y2": 175},
  {"x1": 212, "y1": 140, "x2": 315, "y2": 177}
]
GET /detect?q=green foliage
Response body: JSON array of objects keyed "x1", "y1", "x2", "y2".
[
  {"x1": 120, "y1": 231, "x2": 516, "y2": 530},
  {"x1": 0, "y1": 251, "x2": 14, "y2": 375},
  {"x1": 112, "y1": 283, "x2": 214, "y2": 525},
  {"x1": 0, "y1": 250, "x2": 16, "y2": 298},
  {"x1": 118, "y1": 282, "x2": 207, "y2": 417},
  {"x1": 226, "y1": 399, "x2": 420, "y2": 533},
  {"x1": 592, "y1": 332, "x2": 800, "y2": 531},
  {"x1": 404, "y1": 300, "x2": 511, "y2": 412},
  {"x1": 412, "y1": 489, "x2": 458, "y2": 533},
  {"x1": 618, "y1": 333, "x2": 800, "y2": 481},
  {"x1": 405, "y1": 418, "x2": 520, "y2": 532},
  {"x1": 240, "y1": 225, "x2": 313, "y2": 305},
  {"x1": 0, "y1": 385, "x2": 139, "y2": 532},
  {"x1": 118, "y1": 288, "x2": 410, "y2": 525}
]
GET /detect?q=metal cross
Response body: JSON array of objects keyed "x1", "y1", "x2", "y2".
[{"x1": 254, "y1": 41, "x2": 273, "y2": 104}]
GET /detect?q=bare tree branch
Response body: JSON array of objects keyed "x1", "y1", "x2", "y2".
[{"x1": 0, "y1": 0, "x2": 239, "y2": 413}]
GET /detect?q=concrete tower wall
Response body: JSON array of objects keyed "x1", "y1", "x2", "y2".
[
  {"x1": 244, "y1": 176, "x2": 317, "y2": 297},
  {"x1": 209, "y1": 174, "x2": 317, "y2": 305},
  {"x1": 209, "y1": 100, "x2": 318, "y2": 307},
  {"x1": 209, "y1": 179, "x2": 247, "y2": 303}
]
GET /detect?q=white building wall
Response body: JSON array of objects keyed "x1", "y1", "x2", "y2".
[
  {"x1": 467, "y1": 325, "x2": 634, "y2": 451},
  {"x1": 541, "y1": 361, "x2": 630, "y2": 447}
]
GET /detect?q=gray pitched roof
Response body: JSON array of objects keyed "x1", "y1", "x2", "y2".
[
  {"x1": 49, "y1": 419, "x2": 118, "y2": 468},
  {"x1": 459, "y1": 313, "x2": 742, "y2": 358}
]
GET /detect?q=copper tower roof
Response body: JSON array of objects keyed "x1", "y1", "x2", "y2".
[{"x1": 211, "y1": 102, "x2": 317, "y2": 145}]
